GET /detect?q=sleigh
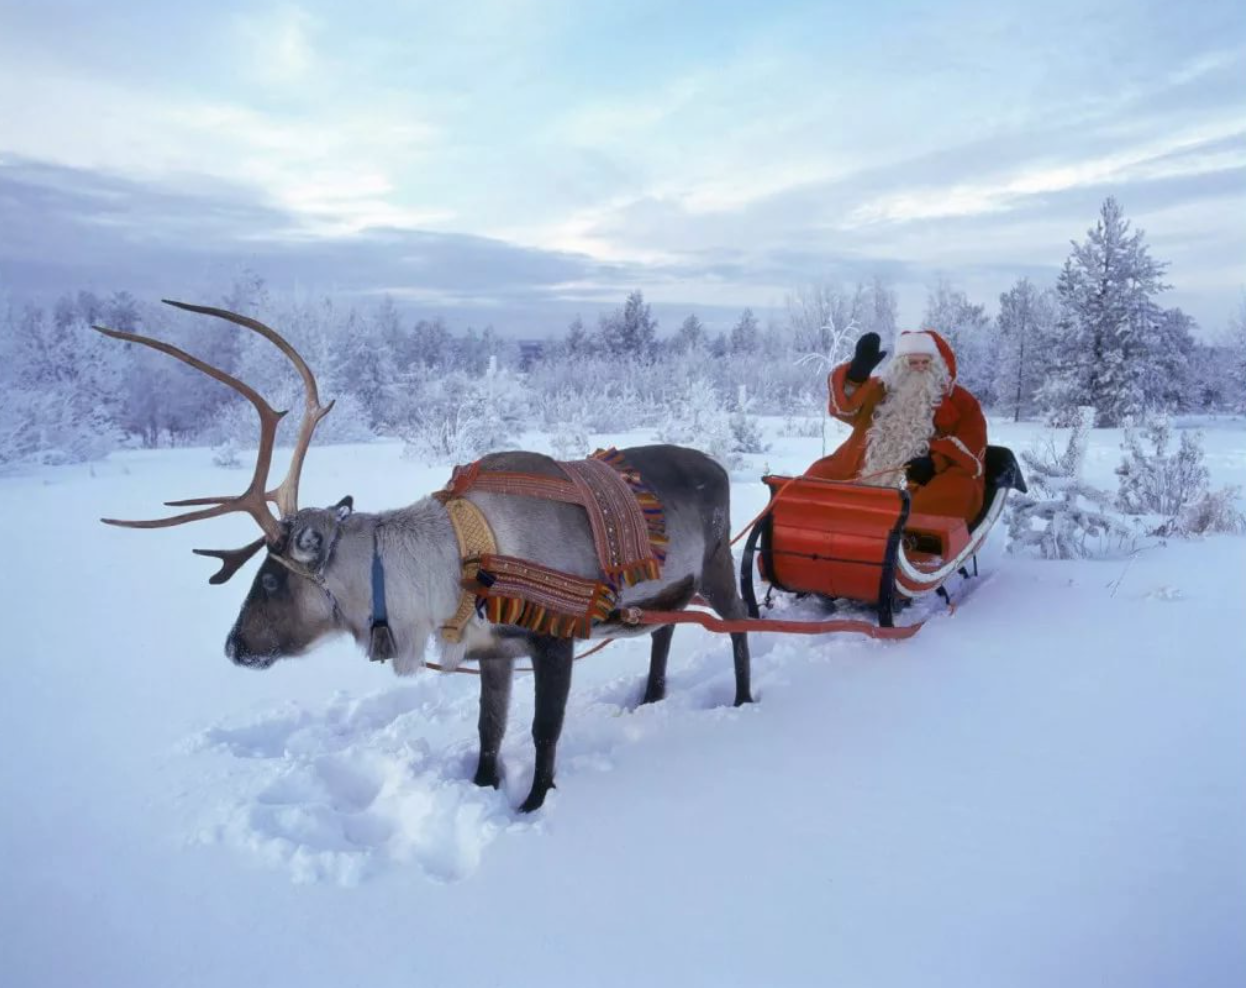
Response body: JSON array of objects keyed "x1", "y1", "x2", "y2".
[{"x1": 737, "y1": 446, "x2": 1028, "y2": 628}]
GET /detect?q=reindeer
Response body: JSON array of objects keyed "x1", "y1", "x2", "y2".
[{"x1": 97, "y1": 302, "x2": 753, "y2": 812}]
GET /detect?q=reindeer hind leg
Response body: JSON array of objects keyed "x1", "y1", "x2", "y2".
[
  {"x1": 474, "y1": 656, "x2": 514, "y2": 789},
  {"x1": 520, "y1": 637, "x2": 574, "y2": 812}
]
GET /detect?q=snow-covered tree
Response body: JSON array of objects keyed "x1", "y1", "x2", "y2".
[
  {"x1": 657, "y1": 378, "x2": 737, "y2": 470},
  {"x1": 1115, "y1": 417, "x2": 1243, "y2": 535},
  {"x1": 729, "y1": 308, "x2": 760, "y2": 355},
  {"x1": 1, "y1": 300, "x2": 126, "y2": 464},
  {"x1": 673, "y1": 313, "x2": 708, "y2": 355},
  {"x1": 597, "y1": 290, "x2": 658, "y2": 360},
  {"x1": 785, "y1": 282, "x2": 859, "y2": 361},
  {"x1": 1227, "y1": 294, "x2": 1246, "y2": 412},
  {"x1": 1116, "y1": 417, "x2": 1208, "y2": 517},
  {"x1": 858, "y1": 276, "x2": 898, "y2": 342},
  {"x1": 728, "y1": 385, "x2": 768, "y2": 455},
  {"x1": 1040, "y1": 198, "x2": 1176, "y2": 425},
  {"x1": 994, "y1": 278, "x2": 1056, "y2": 421},
  {"x1": 410, "y1": 316, "x2": 453, "y2": 370},
  {"x1": 923, "y1": 278, "x2": 997, "y2": 405},
  {"x1": 332, "y1": 307, "x2": 398, "y2": 430},
  {"x1": 563, "y1": 316, "x2": 589, "y2": 359},
  {"x1": 1007, "y1": 406, "x2": 1134, "y2": 558}
]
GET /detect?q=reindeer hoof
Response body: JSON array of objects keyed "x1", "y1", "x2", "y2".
[
  {"x1": 734, "y1": 691, "x2": 754, "y2": 707},
  {"x1": 640, "y1": 684, "x2": 666, "y2": 705},
  {"x1": 519, "y1": 779, "x2": 554, "y2": 813},
  {"x1": 473, "y1": 760, "x2": 501, "y2": 789}
]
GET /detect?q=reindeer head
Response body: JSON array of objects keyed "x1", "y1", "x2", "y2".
[
  {"x1": 97, "y1": 301, "x2": 352, "y2": 670},
  {"x1": 225, "y1": 498, "x2": 362, "y2": 668}
]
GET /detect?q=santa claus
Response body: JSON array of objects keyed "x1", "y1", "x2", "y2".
[{"x1": 805, "y1": 329, "x2": 987, "y2": 523}]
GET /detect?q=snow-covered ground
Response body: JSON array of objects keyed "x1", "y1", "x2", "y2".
[{"x1": 2, "y1": 416, "x2": 1244, "y2": 988}]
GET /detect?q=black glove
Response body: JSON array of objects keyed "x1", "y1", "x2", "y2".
[
  {"x1": 846, "y1": 333, "x2": 887, "y2": 383},
  {"x1": 905, "y1": 455, "x2": 936, "y2": 486}
]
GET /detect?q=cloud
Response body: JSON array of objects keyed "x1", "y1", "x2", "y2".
[
  {"x1": 232, "y1": 5, "x2": 319, "y2": 87},
  {"x1": 1, "y1": 2, "x2": 1243, "y2": 333}
]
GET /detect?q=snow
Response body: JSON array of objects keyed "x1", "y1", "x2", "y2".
[{"x1": 2, "y1": 417, "x2": 1244, "y2": 987}]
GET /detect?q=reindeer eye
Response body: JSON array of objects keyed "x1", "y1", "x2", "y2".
[{"x1": 261, "y1": 573, "x2": 280, "y2": 594}]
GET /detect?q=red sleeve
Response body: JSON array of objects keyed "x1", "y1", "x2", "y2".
[
  {"x1": 827, "y1": 364, "x2": 882, "y2": 425},
  {"x1": 929, "y1": 389, "x2": 986, "y2": 479}
]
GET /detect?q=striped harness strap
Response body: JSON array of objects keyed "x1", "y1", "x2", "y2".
[{"x1": 435, "y1": 449, "x2": 668, "y2": 640}]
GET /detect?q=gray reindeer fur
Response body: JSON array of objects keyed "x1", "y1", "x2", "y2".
[{"x1": 226, "y1": 444, "x2": 752, "y2": 812}]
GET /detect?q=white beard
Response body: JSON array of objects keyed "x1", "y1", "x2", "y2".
[{"x1": 860, "y1": 360, "x2": 950, "y2": 488}]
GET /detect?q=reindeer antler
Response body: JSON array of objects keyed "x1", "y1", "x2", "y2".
[{"x1": 94, "y1": 300, "x2": 335, "y2": 582}]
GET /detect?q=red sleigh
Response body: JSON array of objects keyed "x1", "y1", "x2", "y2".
[{"x1": 738, "y1": 446, "x2": 1028, "y2": 627}]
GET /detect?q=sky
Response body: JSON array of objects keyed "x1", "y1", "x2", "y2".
[{"x1": 1, "y1": 0, "x2": 1243, "y2": 336}]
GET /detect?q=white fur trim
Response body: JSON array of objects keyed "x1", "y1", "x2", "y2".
[
  {"x1": 944, "y1": 435, "x2": 983, "y2": 478},
  {"x1": 894, "y1": 332, "x2": 940, "y2": 358}
]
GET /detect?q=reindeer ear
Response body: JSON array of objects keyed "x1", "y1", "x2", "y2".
[{"x1": 334, "y1": 496, "x2": 354, "y2": 522}]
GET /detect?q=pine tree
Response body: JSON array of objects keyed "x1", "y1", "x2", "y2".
[
  {"x1": 1041, "y1": 197, "x2": 1173, "y2": 426},
  {"x1": 922, "y1": 279, "x2": 997, "y2": 403},
  {"x1": 1228, "y1": 294, "x2": 1246, "y2": 412},
  {"x1": 729, "y1": 308, "x2": 760, "y2": 355},
  {"x1": 1115, "y1": 417, "x2": 1208, "y2": 518},
  {"x1": 597, "y1": 291, "x2": 658, "y2": 360},
  {"x1": 563, "y1": 316, "x2": 589, "y2": 358},
  {"x1": 332, "y1": 307, "x2": 397, "y2": 430},
  {"x1": 674, "y1": 314, "x2": 707, "y2": 354},
  {"x1": 995, "y1": 278, "x2": 1056, "y2": 421}
]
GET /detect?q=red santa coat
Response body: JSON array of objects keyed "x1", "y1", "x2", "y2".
[{"x1": 805, "y1": 330, "x2": 988, "y2": 523}]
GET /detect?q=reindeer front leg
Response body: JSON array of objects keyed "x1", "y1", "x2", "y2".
[
  {"x1": 474, "y1": 656, "x2": 514, "y2": 789},
  {"x1": 520, "y1": 637, "x2": 574, "y2": 812},
  {"x1": 642, "y1": 624, "x2": 675, "y2": 704}
]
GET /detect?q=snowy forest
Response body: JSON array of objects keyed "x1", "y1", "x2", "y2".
[{"x1": 3, "y1": 196, "x2": 1244, "y2": 470}]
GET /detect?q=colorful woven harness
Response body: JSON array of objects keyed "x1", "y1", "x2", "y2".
[{"x1": 436, "y1": 448, "x2": 667, "y2": 640}]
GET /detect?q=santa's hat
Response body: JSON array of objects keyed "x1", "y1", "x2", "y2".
[{"x1": 893, "y1": 329, "x2": 957, "y2": 384}]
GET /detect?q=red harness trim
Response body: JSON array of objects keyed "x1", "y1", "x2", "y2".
[{"x1": 620, "y1": 607, "x2": 928, "y2": 639}]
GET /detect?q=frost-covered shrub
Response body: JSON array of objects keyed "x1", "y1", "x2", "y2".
[
  {"x1": 212, "y1": 438, "x2": 243, "y2": 469},
  {"x1": 777, "y1": 414, "x2": 823, "y2": 438},
  {"x1": 1170, "y1": 487, "x2": 1246, "y2": 536},
  {"x1": 1007, "y1": 406, "x2": 1135, "y2": 558},
  {"x1": 728, "y1": 387, "x2": 769, "y2": 455},
  {"x1": 203, "y1": 386, "x2": 375, "y2": 449},
  {"x1": 1115, "y1": 417, "x2": 1209, "y2": 516},
  {"x1": 396, "y1": 367, "x2": 519, "y2": 463},
  {"x1": 550, "y1": 416, "x2": 591, "y2": 461},
  {"x1": 730, "y1": 410, "x2": 767, "y2": 454},
  {"x1": 539, "y1": 388, "x2": 586, "y2": 431},
  {"x1": 401, "y1": 405, "x2": 500, "y2": 463},
  {"x1": 0, "y1": 387, "x2": 121, "y2": 469},
  {"x1": 582, "y1": 381, "x2": 647, "y2": 433},
  {"x1": 312, "y1": 393, "x2": 376, "y2": 444},
  {"x1": 657, "y1": 378, "x2": 738, "y2": 469}
]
